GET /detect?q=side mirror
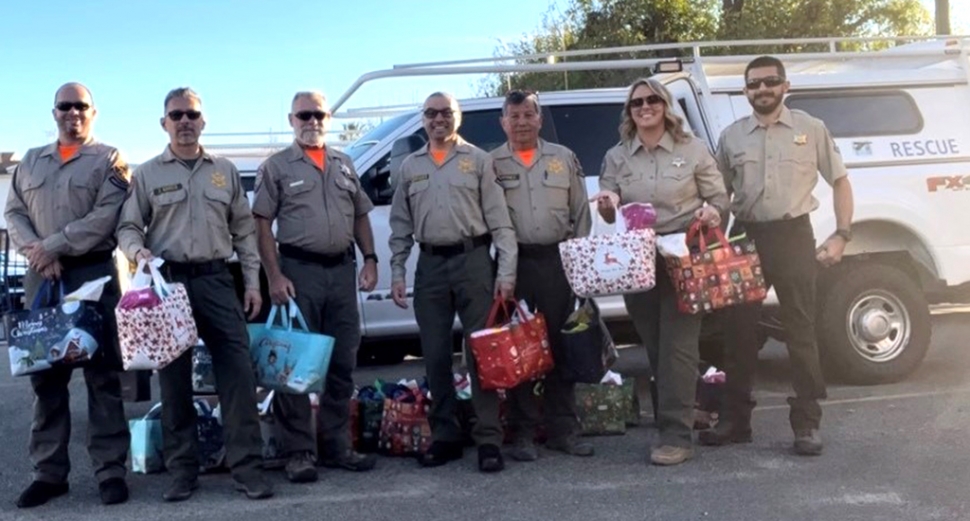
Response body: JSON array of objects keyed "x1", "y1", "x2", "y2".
[{"x1": 389, "y1": 134, "x2": 427, "y2": 189}]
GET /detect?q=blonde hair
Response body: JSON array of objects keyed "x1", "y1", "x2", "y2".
[{"x1": 618, "y1": 78, "x2": 691, "y2": 144}]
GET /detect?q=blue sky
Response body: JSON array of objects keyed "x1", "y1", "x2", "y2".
[{"x1": 0, "y1": 0, "x2": 964, "y2": 163}]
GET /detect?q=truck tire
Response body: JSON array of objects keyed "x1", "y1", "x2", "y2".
[{"x1": 817, "y1": 263, "x2": 931, "y2": 385}]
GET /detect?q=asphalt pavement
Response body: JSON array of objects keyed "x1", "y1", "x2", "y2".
[{"x1": 1, "y1": 315, "x2": 969, "y2": 521}]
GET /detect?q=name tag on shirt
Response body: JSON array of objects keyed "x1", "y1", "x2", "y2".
[
  {"x1": 411, "y1": 174, "x2": 429, "y2": 183},
  {"x1": 153, "y1": 183, "x2": 183, "y2": 195},
  {"x1": 497, "y1": 173, "x2": 520, "y2": 182},
  {"x1": 289, "y1": 180, "x2": 305, "y2": 188}
]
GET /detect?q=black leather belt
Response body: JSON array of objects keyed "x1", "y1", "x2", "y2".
[
  {"x1": 517, "y1": 242, "x2": 560, "y2": 258},
  {"x1": 60, "y1": 250, "x2": 114, "y2": 269},
  {"x1": 736, "y1": 213, "x2": 810, "y2": 233},
  {"x1": 419, "y1": 235, "x2": 491, "y2": 257},
  {"x1": 162, "y1": 259, "x2": 228, "y2": 278},
  {"x1": 279, "y1": 244, "x2": 352, "y2": 267}
]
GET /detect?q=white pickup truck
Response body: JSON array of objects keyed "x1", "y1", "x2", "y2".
[{"x1": 227, "y1": 36, "x2": 970, "y2": 385}]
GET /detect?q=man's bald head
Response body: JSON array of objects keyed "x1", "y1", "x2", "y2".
[
  {"x1": 54, "y1": 82, "x2": 94, "y2": 107},
  {"x1": 52, "y1": 82, "x2": 96, "y2": 144}
]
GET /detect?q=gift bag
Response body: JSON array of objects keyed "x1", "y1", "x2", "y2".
[
  {"x1": 192, "y1": 342, "x2": 216, "y2": 394},
  {"x1": 249, "y1": 299, "x2": 334, "y2": 394},
  {"x1": 694, "y1": 365, "x2": 726, "y2": 430},
  {"x1": 116, "y1": 259, "x2": 198, "y2": 370},
  {"x1": 356, "y1": 383, "x2": 385, "y2": 453},
  {"x1": 348, "y1": 391, "x2": 360, "y2": 451},
  {"x1": 559, "y1": 202, "x2": 657, "y2": 297},
  {"x1": 559, "y1": 298, "x2": 618, "y2": 383},
  {"x1": 195, "y1": 398, "x2": 226, "y2": 473},
  {"x1": 620, "y1": 202, "x2": 657, "y2": 230},
  {"x1": 378, "y1": 382, "x2": 432, "y2": 456},
  {"x1": 257, "y1": 390, "x2": 286, "y2": 469},
  {"x1": 621, "y1": 377, "x2": 641, "y2": 427},
  {"x1": 575, "y1": 382, "x2": 627, "y2": 436},
  {"x1": 5, "y1": 279, "x2": 106, "y2": 376},
  {"x1": 129, "y1": 403, "x2": 164, "y2": 474},
  {"x1": 468, "y1": 299, "x2": 554, "y2": 391},
  {"x1": 661, "y1": 222, "x2": 768, "y2": 315}
]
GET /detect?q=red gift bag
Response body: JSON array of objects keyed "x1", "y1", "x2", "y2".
[
  {"x1": 664, "y1": 222, "x2": 768, "y2": 314},
  {"x1": 468, "y1": 299, "x2": 554, "y2": 391},
  {"x1": 378, "y1": 397, "x2": 432, "y2": 456}
]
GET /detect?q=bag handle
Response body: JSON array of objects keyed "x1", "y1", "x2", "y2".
[
  {"x1": 485, "y1": 297, "x2": 511, "y2": 328},
  {"x1": 589, "y1": 198, "x2": 629, "y2": 236},
  {"x1": 286, "y1": 297, "x2": 311, "y2": 333},
  {"x1": 29, "y1": 279, "x2": 62, "y2": 311},
  {"x1": 687, "y1": 220, "x2": 733, "y2": 257}
]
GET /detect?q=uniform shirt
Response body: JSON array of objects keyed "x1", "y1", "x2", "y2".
[
  {"x1": 252, "y1": 143, "x2": 373, "y2": 255},
  {"x1": 116, "y1": 146, "x2": 261, "y2": 290},
  {"x1": 389, "y1": 137, "x2": 517, "y2": 284},
  {"x1": 600, "y1": 132, "x2": 729, "y2": 234},
  {"x1": 491, "y1": 139, "x2": 591, "y2": 244},
  {"x1": 4, "y1": 140, "x2": 130, "y2": 255},
  {"x1": 715, "y1": 107, "x2": 848, "y2": 222}
]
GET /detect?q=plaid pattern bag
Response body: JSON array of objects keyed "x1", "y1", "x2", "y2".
[{"x1": 664, "y1": 222, "x2": 768, "y2": 315}]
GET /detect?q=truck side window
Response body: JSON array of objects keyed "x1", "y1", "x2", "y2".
[
  {"x1": 785, "y1": 91, "x2": 923, "y2": 137},
  {"x1": 550, "y1": 104, "x2": 625, "y2": 176}
]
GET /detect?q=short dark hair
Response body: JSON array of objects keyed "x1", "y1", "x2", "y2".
[
  {"x1": 502, "y1": 89, "x2": 540, "y2": 116},
  {"x1": 745, "y1": 56, "x2": 786, "y2": 81},
  {"x1": 163, "y1": 87, "x2": 201, "y2": 111}
]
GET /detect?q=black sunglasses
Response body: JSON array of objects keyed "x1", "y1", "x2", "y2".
[
  {"x1": 55, "y1": 101, "x2": 91, "y2": 112},
  {"x1": 167, "y1": 110, "x2": 202, "y2": 121},
  {"x1": 294, "y1": 110, "x2": 330, "y2": 122},
  {"x1": 423, "y1": 108, "x2": 455, "y2": 119},
  {"x1": 745, "y1": 76, "x2": 786, "y2": 90},
  {"x1": 629, "y1": 94, "x2": 665, "y2": 108}
]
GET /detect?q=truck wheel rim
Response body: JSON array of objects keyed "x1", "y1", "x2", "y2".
[{"x1": 846, "y1": 290, "x2": 910, "y2": 363}]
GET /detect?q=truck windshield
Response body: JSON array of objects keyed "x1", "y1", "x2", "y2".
[{"x1": 344, "y1": 111, "x2": 417, "y2": 163}]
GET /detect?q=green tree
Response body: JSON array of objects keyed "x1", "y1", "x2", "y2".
[{"x1": 479, "y1": 0, "x2": 932, "y2": 96}]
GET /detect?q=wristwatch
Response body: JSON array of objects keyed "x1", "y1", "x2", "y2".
[
  {"x1": 834, "y1": 228, "x2": 852, "y2": 242},
  {"x1": 363, "y1": 253, "x2": 379, "y2": 264}
]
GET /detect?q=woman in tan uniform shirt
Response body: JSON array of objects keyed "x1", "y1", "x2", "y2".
[{"x1": 593, "y1": 78, "x2": 728, "y2": 466}]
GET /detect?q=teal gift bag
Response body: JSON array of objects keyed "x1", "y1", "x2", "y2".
[
  {"x1": 248, "y1": 298, "x2": 334, "y2": 394},
  {"x1": 129, "y1": 403, "x2": 164, "y2": 474}
]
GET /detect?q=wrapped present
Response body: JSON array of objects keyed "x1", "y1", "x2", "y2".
[
  {"x1": 694, "y1": 365, "x2": 726, "y2": 430},
  {"x1": 575, "y1": 371, "x2": 639, "y2": 436},
  {"x1": 559, "y1": 203, "x2": 657, "y2": 298},
  {"x1": 660, "y1": 222, "x2": 768, "y2": 315},
  {"x1": 194, "y1": 398, "x2": 226, "y2": 473},
  {"x1": 192, "y1": 342, "x2": 216, "y2": 394},
  {"x1": 116, "y1": 260, "x2": 198, "y2": 370},
  {"x1": 559, "y1": 299, "x2": 617, "y2": 383},
  {"x1": 468, "y1": 299, "x2": 554, "y2": 391},
  {"x1": 129, "y1": 403, "x2": 164, "y2": 474},
  {"x1": 249, "y1": 299, "x2": 334, "y2": 394},
  {"x1": 5, "y1": 279, "x2": 107, "y2": 376},
  {"x1": 378, "y1": 381, "x2": 432, "y2": 456},
  {"x1": 620, "y1": 202, "x2": 657, "y2": 230}
]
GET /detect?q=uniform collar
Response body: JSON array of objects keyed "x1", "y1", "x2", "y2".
[
  {"x1": 492, "y1": 138, "x2": 552, "y2": 159},
  {"x1": 415, "y1": 136, "x2": 471, "y2": 157},
  {"x1": 161, "y1": 145, "x2": 213, "y2": 164},
  {"x1": 287, "y1": 141, "x2": 332, "y2": 163},
  {"x1": 38, "y1": 139, "x2": 98, "y2": 158},
  {"x1": 626, "y1": 131, "x2": 675, "y2": 154},
  {"x1": 743, "y1": 106, "x2": 794, "y2": 134}
]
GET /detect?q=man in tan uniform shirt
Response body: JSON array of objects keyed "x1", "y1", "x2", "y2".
[
  {"x1": 704, "y1": 56, "x2": 854, "y2": 456},
  {"x1": 117, "y1": 87, "x2": 272, "y2": 501},
  {"x1": 5, "y1": 82, "x2": 131, "y2": 508},
  {"x1": 491, "y1": 90, "x2": 593, "y2": 461},
  {"x1": 253, "y1": 90, "x2": 378, "y2": 482},
  {"x1": 389, "y1": 92, "x2": 517, "y2": 472}
]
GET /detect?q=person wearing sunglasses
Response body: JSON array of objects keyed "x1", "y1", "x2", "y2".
[
  {"x1": 5, "y1": 83, "x2": 132, "y2": 508},
  {"x1": 591, "y1": 78, "x2": 728, "y2": 466},
  {"x1": 490, "y1": 89, "x2": 593, "y2": 462},
  {"x1": 117, "y1": 87, "x2": 272, "y2": 502},
  {"x1": 252, "y1": 90, "x2": 379, "y2": 481},
  {"x1": 389, "y1": 92, "x2": 517, "y2": 472},
  {"x1": 705, "y1": 56, "x2": 853, "y2": 456}
]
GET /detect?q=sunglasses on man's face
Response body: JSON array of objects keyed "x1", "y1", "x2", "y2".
[
  {"x1": 55, "y1": 101, "x2": 91, "y2": 112},
  {"x1": 423, "y1": 108, "x2": 455, "y2": 119},
  {"x1": 167, "y1": 110, "x2": 202, "y2": 121},
  {"x1": 294, "y1": 110, "x2": 331, "y2": 122},
  {"x1": 745, "y1": 76, "x2": 786, "y2": 90},
  {"x1": 629, "y1": 94, "x2": 665, "y2": 109}
]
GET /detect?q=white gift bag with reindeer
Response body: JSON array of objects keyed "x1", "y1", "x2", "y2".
[
  {"x1": 116, "y1": 259, "x2": 199, "y2": 371},
  {"x1": 558, "y1": 202, "x2": 657, "y2": 297}
]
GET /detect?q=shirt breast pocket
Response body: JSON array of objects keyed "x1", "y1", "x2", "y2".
[
  {"x1": 202, "y1": 186, "x2": 232, "y2": 225},
  {"x1": 334, "y1": 175, "x2": 358, "y2": 218},
  {"x1": 541, "y1": 173, "x2": 570, "y2": 208},
  {"x1": 150, "y1": 188, "x2": 188, "y2": 220},
  {"x1": 68, "y1": 171, "x2": 102, "y2": 216},
  {"x1": 282, "y1": 177, "x2": 315, "y2": 198},
  {"x1": 783, "y1": 143, "x2": 816, "y2": 165},
  {"x1": 449, "y1": 172, "x2": 479, "y2": 191}
]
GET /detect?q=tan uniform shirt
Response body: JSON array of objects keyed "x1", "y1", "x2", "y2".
[
  {"x1": 117, "y1": 147, "x2": 261, "y2": 290},
  {"x1": 252, "y1": 143, "x2": 373, "y2": 255},
  {"x1": 491, "y1": 139, "x2": 591, "y2": 244},
  {"x1": 389, "y1": 138, "x2": 517, "y2": 284},
  {"x1": 715, "y1": 107, "x2": 848, "y2": 222},
  {"x1": 600, "y1": 132, "x2": 729, "y2": 234},
  {"x1": 4, "y1": 140, "x2": 130, "y2": 255}
]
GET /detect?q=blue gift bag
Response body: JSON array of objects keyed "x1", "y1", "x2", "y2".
[
  {"x1": 248, "y1": 299, "x2": 334, "y2": 394},
  {"x1": 129, "y1": 403, "x2": 164, "y2": 474}
]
